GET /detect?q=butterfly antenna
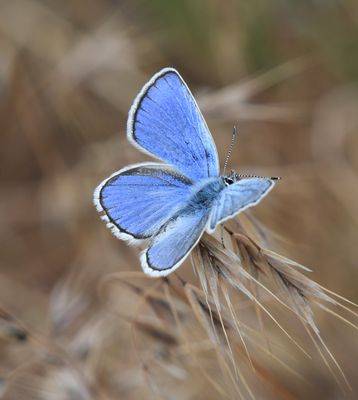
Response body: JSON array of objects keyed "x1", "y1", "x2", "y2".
[{"x1": 223, "y1": 126, "x2": 238, "y2": 175}]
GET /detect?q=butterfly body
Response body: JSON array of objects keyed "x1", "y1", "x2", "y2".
[
  {"x1": 188, "y1": 177, "x2": 225, "y2": 210},
  {"x1": 94, "y1": 68, "x2": 277, "y2": 277}
]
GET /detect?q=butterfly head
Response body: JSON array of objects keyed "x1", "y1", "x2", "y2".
[{"x1": 223, "y1": 170, "x2": 240, "y2": 186}]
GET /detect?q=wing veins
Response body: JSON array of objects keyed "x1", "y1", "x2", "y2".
[{"x1": 162, "y1": 76, "x2": 209, "y2": 174}]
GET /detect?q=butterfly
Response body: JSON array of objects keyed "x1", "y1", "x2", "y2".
[{"x1": 93, "y1": 68, "x2": 278, "y2": 277}]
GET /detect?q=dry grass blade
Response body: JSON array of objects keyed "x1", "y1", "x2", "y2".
[
  {"x1": 199, "y1": 56, "x2": 312, "y2": 122},
  {"x1": 181, "y1": 215, "x2": 357, "y2": 394},
  {"x1": 197, "y1": 234, "x2": 312, "y2": 358},
  {"x1": 0, "y1": 305, "x2": 28, "y2": 343}
]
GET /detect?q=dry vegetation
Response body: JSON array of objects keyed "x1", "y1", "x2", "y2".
[{"x1": 1, "y1": 1, "x2": 358, "y2": 399}]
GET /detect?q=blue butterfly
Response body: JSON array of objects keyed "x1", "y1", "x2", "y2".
[{"x1": 94, "y1": 68, "x2": 277, "y2": 277}]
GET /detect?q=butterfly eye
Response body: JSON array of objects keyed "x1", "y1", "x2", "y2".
[{"x1": 224, "y1": 177, "x2": 234, "y2": 186}]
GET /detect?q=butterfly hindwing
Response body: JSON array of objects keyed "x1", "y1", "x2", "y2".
[
  {"x1": 142, "y1": 207, "x2": 210, "y2": 277},
  {"x1": 94, "y1": 163, "x2": 193, "y2": 241},
  {"x1": 128, "y1": 68, "x2": 220, "y2": 181},
  {"x1": 208, "y1": 178, "x2": 275, "y2": 232}
]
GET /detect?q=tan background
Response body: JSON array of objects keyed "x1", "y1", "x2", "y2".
[{"x1": 0, "y1": 1, "x2": 357, "y2": 399}]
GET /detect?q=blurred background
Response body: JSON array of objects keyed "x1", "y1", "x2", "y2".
[{"x1": 0, "y1": 0, "x2": 358, "y2": 399}]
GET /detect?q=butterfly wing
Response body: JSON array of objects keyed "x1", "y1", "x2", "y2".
[
  {"x1": 208, "y1": 178, "x2": 275, "y2": 232},
  {"x1": 94, "y1": 163, "x2": 193, "y2": 242},
  {"x1": 141, "y1": 207, "x2": 210, "y2": 277},
  {"x1": 128, "y1": 68, "x2": 220, "y2": 181}
]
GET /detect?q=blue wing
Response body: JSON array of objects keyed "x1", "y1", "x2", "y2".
[
  {"x1": 141, "y1": 207, "x2": 210, "y2": 277},
  {"x1": 127, "y1": 68, "x2": 220, "y2": 182},
  {"x1": 208, "y1": 178, "x2": 275, "y2": 232},
  {"x1": 93, "y1": 163, "x2": 193, "y2": 241}
]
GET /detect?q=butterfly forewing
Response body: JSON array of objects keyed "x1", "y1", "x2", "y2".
[
  {"x1": 127, "y1": 68, "x2": 220, "y2": 181},
  {"x1": 94, "y1": 163, "x2": 193, "y2": 241}
]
